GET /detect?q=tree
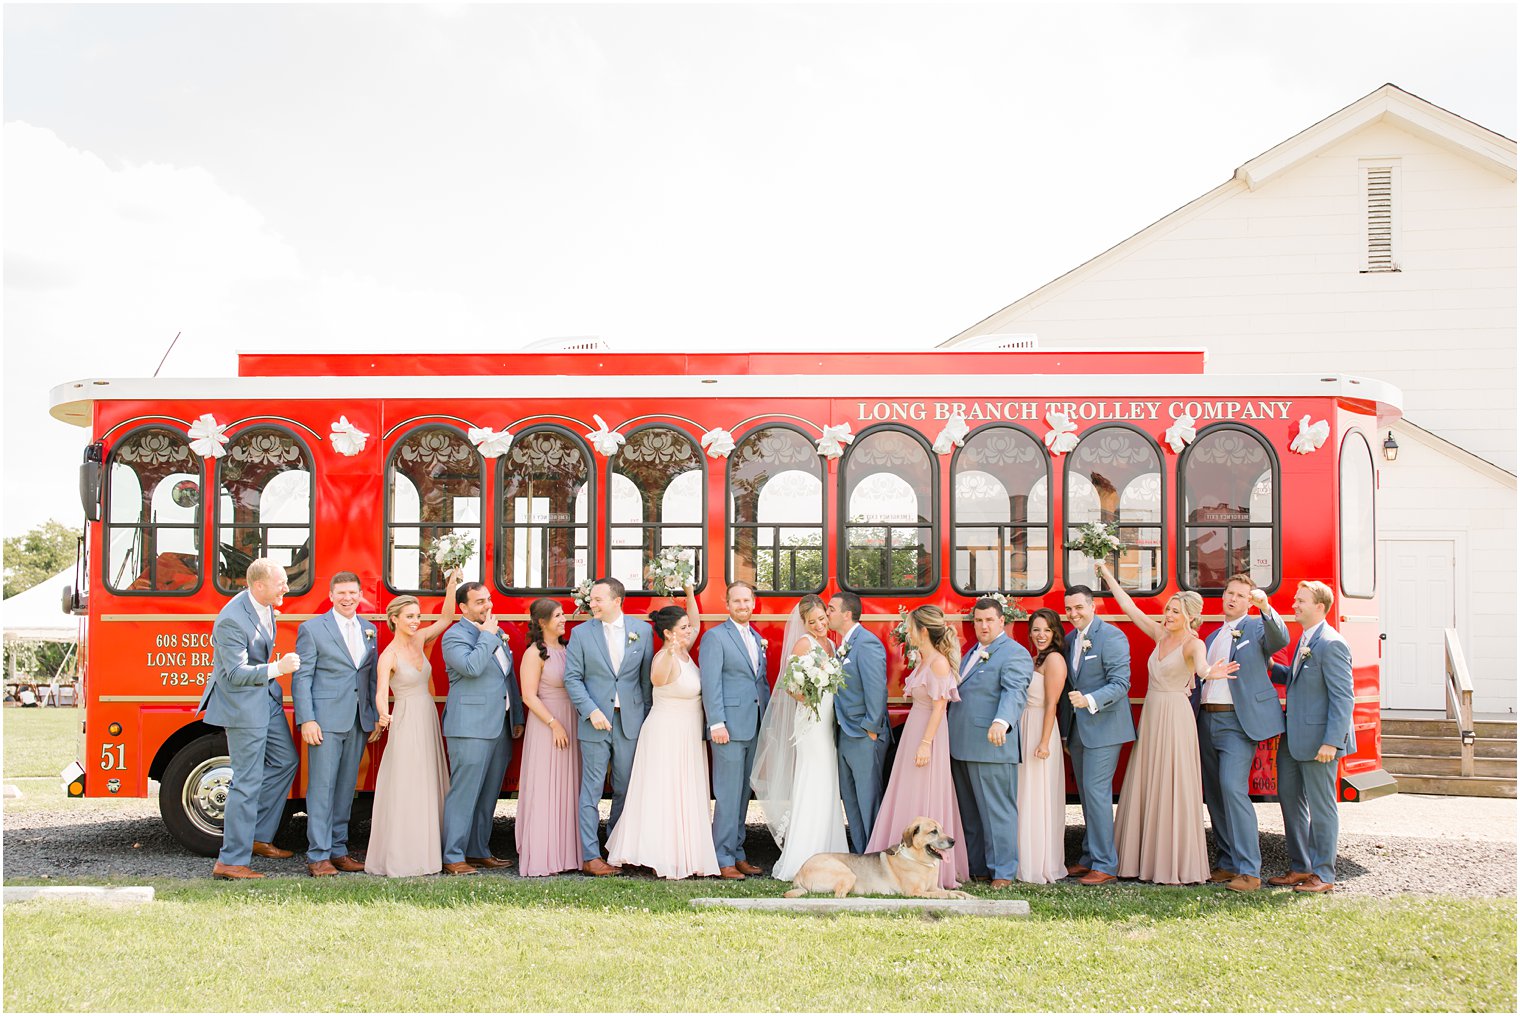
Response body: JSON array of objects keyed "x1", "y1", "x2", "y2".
[{"x1": 3, "y1": 520, "x2": 79, "y2": 599}]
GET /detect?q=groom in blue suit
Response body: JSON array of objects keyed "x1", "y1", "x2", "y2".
[
  {"x1": 563, "y1": 577, "x2": 654, "y2": 875},
  {"x1": 440, "y1": 582, "x2": 525, "y2": 875},
  {"x1": 827, "y1": 591, "x2": 890, "y2": 854},
  {"x1": 1059, "y1": 584, "x2": 1134, "y2": 885},
  {"x1": 949, "y1": 599, "x2": 1032, "y2": 889},
  {"x1": 291, "y1": 571, "x2": 378, "y2": 876},
  {"x1": 700, "y1": 580, "x2": 770, "y2": 879},
  {"x1": 1196, "y1": 573, "x2": 1289, "y2": 892},
  {"x1": 196, "y1": 558, "x2": 301, "y2": 879}
]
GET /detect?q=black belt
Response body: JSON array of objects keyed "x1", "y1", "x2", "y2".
[{"x1": 1201, "y1": 704, "x2": 1235, "y2": 713}]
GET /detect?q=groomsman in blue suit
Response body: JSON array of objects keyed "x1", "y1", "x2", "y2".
[
  {"x1": 1059, "y1": 583, "x2": 1134, "y2": 885},
  {"x1": 827, "y1": 591, "x2": 891, "y2": 854},
  {"x1": 292, "y1": 571, "x2": 379, "y2": 876},
  {"x1": 1197, "y1": 573, "x2": 1289, "y2": 893},
  {"x1": 563, "y1": 577, "x2": 654, "y2": 876},
  {"x1": 700, "y1": 580, "x2": 770, "y2": 880},
  {"x1": 1269, "y1": 580, "x2": 1356, "y2": 893},
  {"x1": 440, "y1": 582, "x2": 525, "y2": 875},
  {"x1": 196, "y1": 558, "x2": 301, "y2": 879},
  {"x1": 948, "y1": 599, "x2": 1033, "y2": 889}
]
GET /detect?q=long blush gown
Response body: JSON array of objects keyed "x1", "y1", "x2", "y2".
[
  {"x1": 605, "y1": 654, "x2": 720, "y2": 879},
  {"x1": 864, "y1": 661, "x2": 969, "y2": 890},
  {"x1": 515, "y1": 644, "x2": 582, "y2": 876},
  {"x1": 1114, "y1": 644, "x2": 1209, "y2": 885},
  {"x1": 365, "y1": 655, "x2": 449, "y2": 876},
  {"x1": 1016, "y1": 658, "x2": 1068, "y2": 884}
]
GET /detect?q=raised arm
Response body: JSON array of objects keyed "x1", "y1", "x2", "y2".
[
  {"x1": 1252, "y1": 589, "x2": 1290, "y2": 655},
  {"x1": 418, "y1": 569, "x2": 463, "y2": 648},
  {"x1": 679, "y1": 582, "x2": 700, "y2": 638},
  {"x1": 1095, "y1": 560, "x2": 1163, "y2": 642},
  {"x1": 214, "y1": 613, "x2": 282, "y2": 687}
]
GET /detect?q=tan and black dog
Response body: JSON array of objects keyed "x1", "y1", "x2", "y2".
[{"x1": 784, "y1": 817, "x2": 973, "y2": 899}]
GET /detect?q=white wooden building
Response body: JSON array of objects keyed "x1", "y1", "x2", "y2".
[{"x1": 943, "y1": 84, "x2": 1516, "y2": 716}]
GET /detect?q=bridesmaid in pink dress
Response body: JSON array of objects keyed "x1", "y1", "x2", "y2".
[
  {"x1": 864, "y1": 605, "x2": 970, "y2": 890},
  {"x1": 365, "y1": 569, "x2": 461, "y2": 877},
  {"x1": 605, "y1": 584, "x2": 720, "y2": 880},
  {"x1": 515, "y1": 598, "x2": 582, "y2": 876},
  {"x1": 1017, "y1": 609, "x2": 1071, "y2": 884}
]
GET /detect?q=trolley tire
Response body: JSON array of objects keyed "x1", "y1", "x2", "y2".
[{"x1": 159, "y1": 732, "x2": 233, "y2": 857}]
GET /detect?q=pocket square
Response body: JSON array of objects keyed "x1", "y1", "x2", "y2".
[
  {"x1": 1236, "y1": 639, "x2": 1251, "y2": 650},
  {"x1": 1084, "y1": 654, "x2": 1098, "y2": 661}
]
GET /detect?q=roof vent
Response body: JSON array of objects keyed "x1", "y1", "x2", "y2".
[
  {"x1": 1361, "y1": 162, "x2": 1400, "y2": 273},
  {"x1": 956, "y1": 333, "x2": 1039, "y2": 351},
  {"x1": 523, "y1": 335, "x2": 609, "y2": 351}
]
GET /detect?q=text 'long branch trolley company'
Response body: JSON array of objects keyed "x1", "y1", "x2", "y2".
[{"x1": 51, "y1": 348, "x2": 1401, "y2": 854}]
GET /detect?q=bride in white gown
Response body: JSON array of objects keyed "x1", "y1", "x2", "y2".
[{"x1": 751, "y1": 593, "x2": 849, "y2": 881}]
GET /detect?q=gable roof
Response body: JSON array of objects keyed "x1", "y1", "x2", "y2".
[{"x1": 943, "y1": 84, "x2": 1517, "y2": 346}]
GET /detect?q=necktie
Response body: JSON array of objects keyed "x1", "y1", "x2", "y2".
[
  {"x1": 743, "y1": 626, "x2": 759, "y2": 672},
  {"x1": 345, "y1": 618, "x2": 363, "y2": 667},
  {"x1": 607, "y1": 623, "x2": 625, "y2": 671},
  {"x1": 961, "y1": 648, "x2": 978, "y2": 678}
]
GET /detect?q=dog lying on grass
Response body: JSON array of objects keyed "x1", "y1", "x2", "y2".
[{"x1": 783, "y1": 817, "x2": 973, "y2": 899}]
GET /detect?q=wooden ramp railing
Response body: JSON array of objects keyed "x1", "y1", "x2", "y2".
[{"x1": 1443, "y1": 627, "x2": 1476, "y2": 777}]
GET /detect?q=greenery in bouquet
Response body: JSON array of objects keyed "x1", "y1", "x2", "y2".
[
  {"x1": 782, "y1": 648, "x2": 847, "y2": 721},
  {"x1": 572, "y1": 578, "x2": 594, "y2": 615},
  {"x1": 889, "y1": 605, "x2": 921, "y2": 667},
  {"x1": 432, "y1": 532, "x2": 476, "y2": 572},
  {"x1": 1067, "y1": 521, "x2": 1127, "y2": 561},
  {"x1": 977, "y1": 591, "x2": 1028, "y2": 625},
  {"x1": 647, "y1": 547, "x2": 696, "y2": 593}
]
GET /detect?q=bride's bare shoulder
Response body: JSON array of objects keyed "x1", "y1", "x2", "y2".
[{"x1": 790, "y1": 635, "x2": 816, "y2": 658}]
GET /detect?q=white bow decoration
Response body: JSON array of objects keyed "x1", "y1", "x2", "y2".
[
  {"x1": 1164, "y1": 413, "x2": 1197, "y2": 455},
  {"x1": 816, "y1": 422, "x2": 855, "y2": 460},
  {"x1": 329, "y1": 416, "x2": 369, "y2": 457},
  {"x1": 1289, "y1": 416, "x2": 1331, "y2": 455},
  {"x1": 186, "y1": 414, "x2": 229, "y2": 459},
  {"x1": 1043, "y1": 411, "x2": 1079, "y2": 455},
  {"x1": 585, "y1": 414, "x2": 626, "y2": 457},
  {"x1": 701, "y1": 427, "x2": 736, "y2": 459},
  {"x1": 468, "y1": 426, "x2": 514, "y2": 458},
  {"x1": 931, "y1": 412, "x2": 971, "y2": 456}
]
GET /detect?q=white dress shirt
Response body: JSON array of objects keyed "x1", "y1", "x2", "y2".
[
  {"x1": 258, "y1": 601, "x2": 282, "y2": 679},
  {"x1": 1071, "y1": 623, "x2": 1100, "y2": 713},
  {"x1": 735, "y1": 621, "x2": 759, "y2": 672},
  {"x1": 1203, "y1": 617, "x2": 1242, "y2": 706},
  {"x1": 1294, "y1": 620, "x2": 1326, "y2": 675},
  {"x1": 604, "y1": 615, "x2": 625, "y2": 707},
  {"x1": 338, "y1": 612, "x2": 365, "y2": 668}
]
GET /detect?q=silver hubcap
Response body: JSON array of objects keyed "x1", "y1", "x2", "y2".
[{"x1": 182, "y1": 755, "x2": 233, "y2": 836}]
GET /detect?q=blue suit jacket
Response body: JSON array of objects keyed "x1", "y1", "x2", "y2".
[
  {"x1": 1057, "y1": 616, "x2": 1135, "y2": 748},
  {"x1": 947, "y1": 633, "x2": 1033, "y2": 764},
  {"x1": 698, "y1": 619, "x2": 771, "y2": 741},
  {"x1": 440, "y1": 620, "x2": 524, "y2": 740},
  {"x1": 834, "y1": 625, "x2": 890, "y2": 741},
  {"x1": 562, "y1": 617, "x2": 655, "y2": 742},
  {"x1": 1197, "y1": 606, "x2": 1290, "y2": 742},
  {"x1": 197, "y1": 590, "x2": 282, "y2": 729},
  {"x1": 292, "y1": 611, "x2": 379, "y2": 734},
  {"x1": 1271, "y1": 623, "x2": 1357, "y2": 762}
]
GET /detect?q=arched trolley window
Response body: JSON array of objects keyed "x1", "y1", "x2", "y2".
[
  {"x1": 951, "y1": 425, "x2": 1051, "y2": 595},
  {"x1": 1178, "y1": 424, "x2": 1279, "y2": 594},
  {"x1": 1340, "y1": 430, "x2": 1376, "y2": 599},
  {"x1": 728, "y1": 424, "x2": 825, "y2": 595},
  {"x1": 1064, "y1": 424, "x2": 1164, "y2": 595},
  {"x1": 386, "y1": 425, "x2": 484, "y2": 595},
  {"x1": 496, "y1": 427, "x2": 593, "y2": 593},
  {"x1": 607, "y1": 425, "x2": 707, "y2": 594},
  {"x1": 840, "y1": 425, "x2": 937, "y2": 594},
  {"x1": 105, "y1": 426, "x2": 204, "y2": 594},
  {"x1": 215, "y1": 426, "x2": 315, "y2": 595}
]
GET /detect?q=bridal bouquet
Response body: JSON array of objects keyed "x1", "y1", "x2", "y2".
[
  {"x1": 572, "y1": 578, "x2": 594, "y2": 615},
  {"x1": 432, "y1": 533, "x2": 476, "y2": 572},
  {"x1": 647, "y1": 547, "x2": 696, "y2": 593},
  {"x1": 1068, "y1": 521, "x2": 1127, "y2": 561},
  {"x1": 978, "y1": 591, "x2": 1028, "y2": 625},
  {"x1": 782, "y1": 648, "x2": 847, "y2": 722}
]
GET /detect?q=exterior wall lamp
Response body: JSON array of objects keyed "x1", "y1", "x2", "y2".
[{"x1": 1382, "y1": 430, "x2": 1400, "y2": 462}]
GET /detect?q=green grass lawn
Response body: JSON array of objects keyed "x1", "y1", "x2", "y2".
[
  {"x1": 3, "y1": 876, "x2": 1515, "y2": 1012},
  {"x1": 2, "y1": 706, "x2": 79, "y2": 779}
]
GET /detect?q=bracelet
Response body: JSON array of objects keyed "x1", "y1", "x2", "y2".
[{"x1": 920, "y1": 738, "x2": 933, "y2": 745}]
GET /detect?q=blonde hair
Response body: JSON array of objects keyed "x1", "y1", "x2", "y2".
[
  {"x1": 245, "y1": 557, "x2": 284, "y2": 586},
  {"x1": 385, "y1": 595, "x2": 420, "y2": 633},
  {"x1": 1167, "y1": 591, "x2": 1205, "y2": 632},
  {"x1": 908, "y1": 605, "x2": 962, "y2": 669},
  {"x1": 1298, "y1": 580, "x2": 1334, "y2": 611}
]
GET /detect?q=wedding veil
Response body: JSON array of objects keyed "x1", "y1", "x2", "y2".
[{"x1": 749, "y1": 603, "x2": 808, "y2": 846}]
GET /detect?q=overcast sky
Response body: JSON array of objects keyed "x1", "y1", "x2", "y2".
[{"x1": 3, "y1": 2, "x2": 1515, "y2": 537}]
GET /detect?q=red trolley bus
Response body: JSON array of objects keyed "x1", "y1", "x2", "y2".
[{"x1": 51, "y1": 347, "x2": 1400, "y2": 855}]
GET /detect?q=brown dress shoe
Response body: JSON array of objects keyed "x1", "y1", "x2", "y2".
[
  {"x1": 1066, "y1": 864, "x2": 1091, "y2": 878},
  {"x1": 1226, "y1": 875, "x2": 1262, "y2": 892},
  {"x1": 1294, "y1": 876, "x2": 1334, "y2": 893},
  {"x1": 1209, "y1": 868, "x2": 1239, "y2": 883},
  {"x1": 719, "y1": 866, "x2": 746, "y2": 880},
  {"x1": 251, "y1": 841, "x2": 294, "y2": 860},
  {"x1": 1267, "y1": 870, "x2": 1315, "y2": 887},
  {"x1": 467, "y1": 855, "x2": 513, "y2": 869},
  {"x1": 442, "y1": 861, "x2": 478, "y2": 875},
  {"x1": 1078, "y1": 870, "x2": 1117, "y2": 885},
  {"x1": 990, "y1": 879, "x2": 1014, "y2": 890},
  {"x1": 307, "y1": 860, "x2": 338, "y2": 877},
  {"x1": 581, "y1": 858, "x2": 621, "y2": 877},
  {"x1": 735, "y1": 860, "x2": 763, "y2": 876},
  {"x1": 330, "y1": 855, "x2": 365, "y2": 873},
  {"x1": 213, "y1": 862, "x2": 265, "y2": 880}
]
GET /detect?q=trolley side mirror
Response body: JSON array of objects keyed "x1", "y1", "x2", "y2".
[{"x1": 79, "y1": 442, "x2": 103, "y2": 522}]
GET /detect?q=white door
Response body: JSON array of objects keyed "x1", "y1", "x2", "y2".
[{"x1": 1381, "y1": 538, "x2": 1457, "y2": 710}]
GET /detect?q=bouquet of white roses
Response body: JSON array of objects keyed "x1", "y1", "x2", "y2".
[
  {"x1": 572, "y1": 578, "x2": 594, "y2": 615},
  {"x1": 978, "y1": 591, "x2": 1028, "y2": 625},
  {"x1": 647, "y1": 547, "x2": 696, "y2": 593},
  {"x1": 889, "y1": 605, "x2": 920, "y2": 667},
  {"x1": 782, "y1": 648, "x2": 847, "y2": 721},
  {"x1": 432, "y1": 533, "x2": 476, "y2": 572},
  {"x1": 1068, "y1": 521, "x2": 1127, "y2": 561}
]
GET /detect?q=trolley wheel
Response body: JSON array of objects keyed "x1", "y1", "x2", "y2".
[{"x1": 158, "y1": 733, "x2": 233, "y2": 857}]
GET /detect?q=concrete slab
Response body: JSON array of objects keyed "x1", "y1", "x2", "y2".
[
  {"x1": 3, "y1": 785, "x2": 21, "y2": 798},
  {"x1": 4, "y1": 886, "x2": 155, "y2": 905},
  {"x1": 690, "y1": 896, "x2": 1029, "y2": 916}
]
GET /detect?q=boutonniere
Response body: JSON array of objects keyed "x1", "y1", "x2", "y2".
[
  {"x1": 836, "y1": 641, "x2": 851, "y2": 661},
  {"x1": 364, "y1": 628, "x2": 376, "y2": 642},
  {"x1": 1081, "y1": 638, "x2": 1092, "y2": 652},
  {"x1": 1228, "y1": 627, "x2": 1242, "y2": 640},
  {"x1": 627, "y1": 632, "x2": 640, "y2": 645},
  {"x1": 1298, "y1": 646, "x2": 1312, "y2": 663},
  {"x1": 977, "y1": 649, "x2": 990, "y2": 663}
]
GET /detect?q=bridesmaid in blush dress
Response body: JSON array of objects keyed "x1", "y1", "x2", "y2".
[
  {"x1": 365, "y1": 569, "x2": 461, "y2": 877},
  {"x1": 605, "y1": 584, "x2": 720, "y2": 880},
  {"x1": 1097, "y1": 560, "x2": 1238, "y2": 885},
  {"x1": 864, "y1": 605, "x2": 969, "y2": 890},
  {"x1": 515, "y1": 597, "x2": 582, "y2": 876},
  {"x1": 1017, "y1": 609, "x2": 1070, "y2": 884}
]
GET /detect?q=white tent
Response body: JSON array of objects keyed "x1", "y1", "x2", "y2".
[{"x1": 2, "y1": 568, "x2": 80, "y2": 643}]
